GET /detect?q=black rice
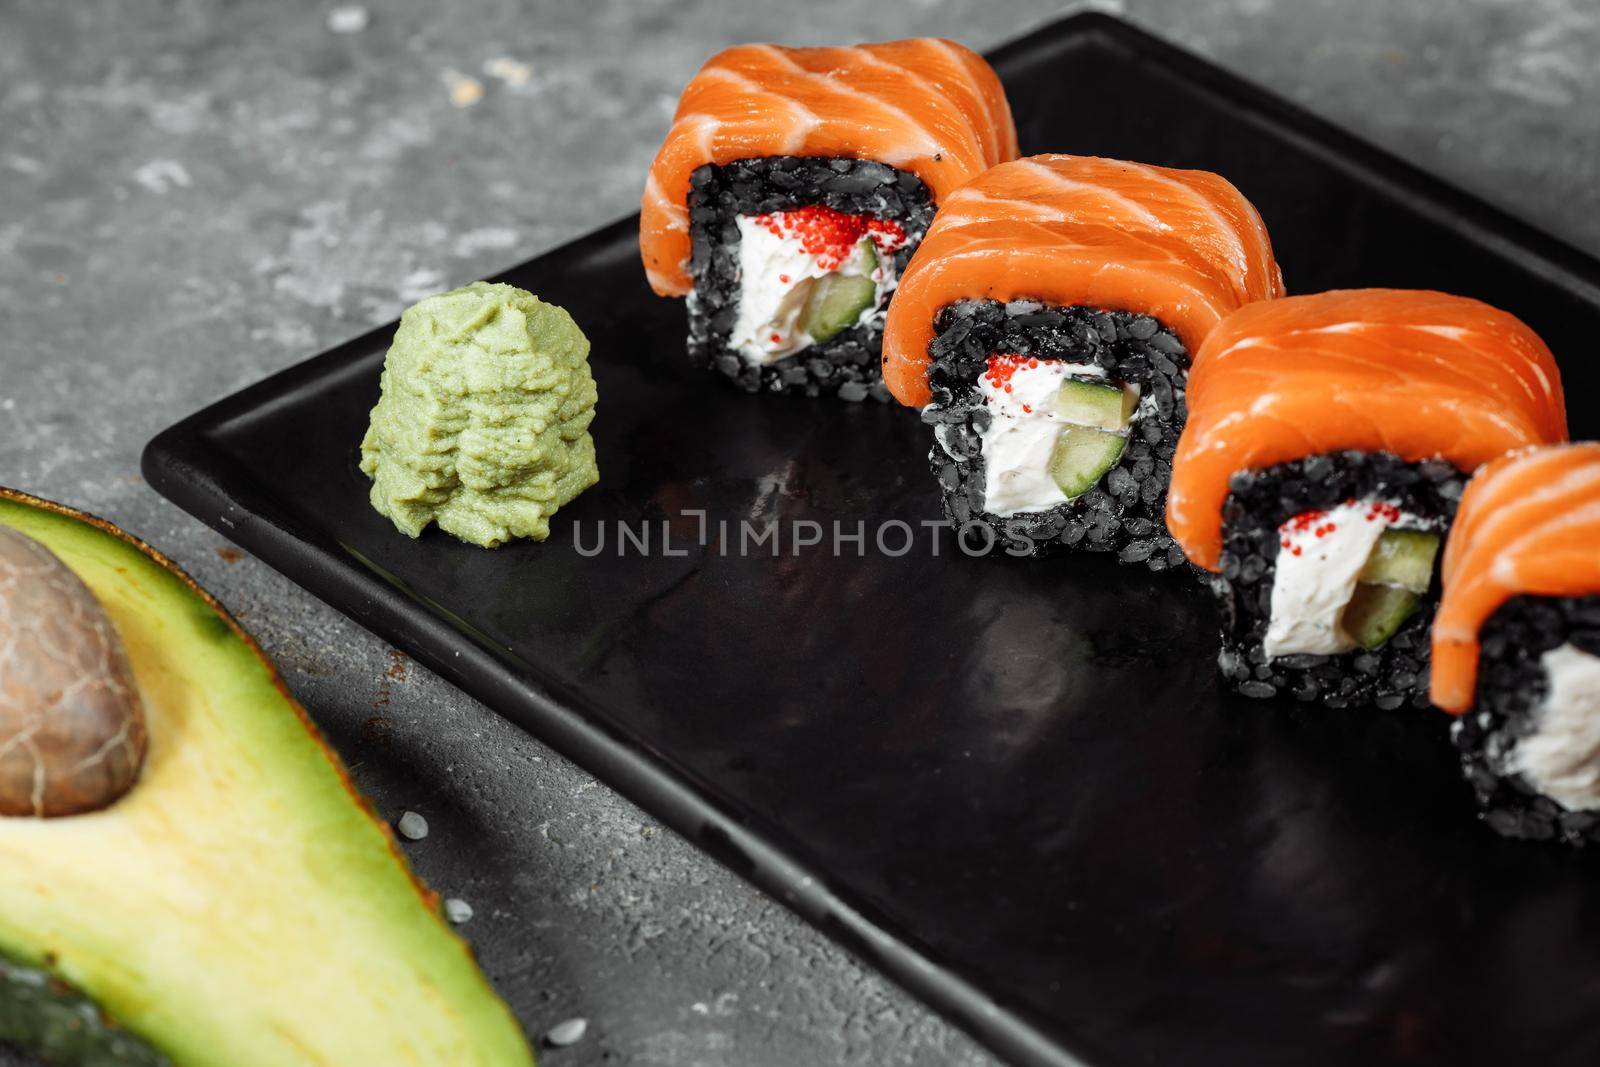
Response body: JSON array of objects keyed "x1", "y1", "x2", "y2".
[
  {"x1": 921, "y1": 299, "x2": 1190, "y2": 566},
  {"x1": 1452, "y1": 594, "x2": 1600, "y2": 845},
  {"x1": 686, "y1": 156, "x2": 936, "y2": 400},
  {"x1": 1213, "y1": 452, "x2": 1467, "y2": 708}
]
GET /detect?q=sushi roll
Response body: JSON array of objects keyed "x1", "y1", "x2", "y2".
[
  {"x1": 640, "y1": 39, "x2": 1018, "y2": 400},
  {"x1": 880, "y1": 154, "x2": 1283, "y2": 565},
  {"x1": 1432, "y1": 444, "x2": 1600, "y2": 843},
  {"x1": 1167, "y1": 290, "x2": 1567, "y2": 708}
]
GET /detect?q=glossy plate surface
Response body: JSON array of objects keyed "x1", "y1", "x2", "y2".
[{"x1": 144, "y1": 15, "x2": 1600, "y2": 1067}]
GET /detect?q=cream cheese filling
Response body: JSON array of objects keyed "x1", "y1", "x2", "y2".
[
  {"x1": 1510, "y1": 643, "x2": 1600, "y2": 811},
  {"x1": 1262, "y1": 499, "x2": 1428, "y2": 659},
  {"x1": 728, "y1": 216, "x2": 895, "y2": 364},
  {"x1": 970, "y1": 360, "x2": 1143, "y2": 517}
]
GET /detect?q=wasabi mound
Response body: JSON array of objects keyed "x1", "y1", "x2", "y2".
[{"x1": 360, "y1": 281, "x2": 599, "y2": 547}]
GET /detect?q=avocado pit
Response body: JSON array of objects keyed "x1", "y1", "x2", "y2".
[{"x1": 0, "y1": 526, "x2": 147, "y2": 816}]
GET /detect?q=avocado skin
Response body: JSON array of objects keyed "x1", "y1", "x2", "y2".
[
  {"x1": 0, "y1": 489, "x2": 536, "y2": 1067},
  {"x1": 0, "y1": 954, "x2": 169, "y2": 1067}
]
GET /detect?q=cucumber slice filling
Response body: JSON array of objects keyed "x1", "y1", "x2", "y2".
[
  {"x1": 1357, "y1": 529, "x2": 1441, "y2": 594},
  {"x1": 1056, "y1": 378, "x2": 1137, "y2": 431},
  {"x1": 1048, "y1": 425, "x2": 1127, "y2": 499},
  {"x1": 797, "y1": 239, "x2": 879, "y2": 343},
  {"x1": 1341, "y1": 582, "x2": 1420, "y2": 651}
]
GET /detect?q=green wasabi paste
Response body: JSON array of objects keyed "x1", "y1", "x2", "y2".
[{"x1": 359, "y1": 281, "x2": 599, "y2": 547}]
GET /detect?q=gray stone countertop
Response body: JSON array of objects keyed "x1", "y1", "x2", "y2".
[{"x1": 2, "y1": 0, "x2": 1597, "y2": 1064}]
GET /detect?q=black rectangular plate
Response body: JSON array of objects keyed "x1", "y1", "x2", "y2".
[{"x1": 144, "y1": 15, "x2": 1600, "y2": 1067}]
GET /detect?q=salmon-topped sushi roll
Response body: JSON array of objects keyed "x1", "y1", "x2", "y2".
[
  {"x1": 1167, "y1": 289, "x2": 1568, "y2": 709},
  {"x1": 880, "y1": 154, "x2": 1283, "y2": 564},
  {"x1": 1432, "y1": 444, "x2": 1600, "y2": 844},
  {"x1": 641, "y1": 39, "x2": 1017, "y2": 400}
]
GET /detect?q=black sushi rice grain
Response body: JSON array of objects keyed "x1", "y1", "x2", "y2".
[
  {"x1": 922, "y1": 300, "x2": 1190, "y2": 567},
  {"x1": 686, "y1": 156, "x2": 936, "y2": 400},
  {"x1": 1213, "y1": 452, "x2": 1466, "y2": 709},
  {"x1": 1452, "y1": 594, "x2": 1600, "y2": 845}
]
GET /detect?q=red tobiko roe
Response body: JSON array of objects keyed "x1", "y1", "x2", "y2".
[
  {"x1": 983, "y1": 353, "x2": 1045, "y2": 409},
  {"x1": 755, "y1": 205, "x2": 908, "y2": 271},
  {"x1": 982, "y1": 353, "x2": 1040, "y2": 388},
  {"x1": 1279, "y1": 510, "x2": 1337, "y2": 551},
  {"x1": 1365, "y1": 502, "x2": 1403, "y2": 523},
  {"x1": 1283, "y1": 510, "x2": 1328, "y2": 536},
  {"x1": 1279, "y1": 498, "x2": 1406, "y2": 552}
]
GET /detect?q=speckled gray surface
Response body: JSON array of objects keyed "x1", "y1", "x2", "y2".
[{"x1": 3, "y1": 1, "x2": 1599, "y2": 1064}]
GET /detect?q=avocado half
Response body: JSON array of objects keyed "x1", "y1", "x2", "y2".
[{"x1": 0, "y1": 489, "x2": 535, "y2": 1066}]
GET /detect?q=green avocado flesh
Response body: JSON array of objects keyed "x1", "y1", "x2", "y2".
[
  {"x1": 0, "y1": 493, "x2": 535, "y2": 1067},
  {"x1": 360, "y1": 281, "x2": 599, "y2": 549},
  {"x1": 1056, "y1": 379, "x2": 1136, "y2": 431},
  {"x1": 1358, "y1": 529, "x2": 1441, "y2": 594},
  {"x1": 1342, "y1": 582, "x2": 1421, "y2": 651},
  {"x1": 1048, "y1": 425, "x2": 1127, "y2": 499},
  {"x1": 797, "y1": 239, "x2": 878, "y2": 343}
]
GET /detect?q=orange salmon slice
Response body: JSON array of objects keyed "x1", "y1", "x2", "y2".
[
  {"x1": 880, "y1": 154, "x2": 1284, "y2": 408},
  {"x1": 1432, "y1": 443, "x2": 1600, "y2": 712},
  {"x1": 1166, "y1": 289, "x2": 1568, "y2": 574},
  {"x1": 640, "y1": 38, "x2": 1018, "y2": 299}
]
